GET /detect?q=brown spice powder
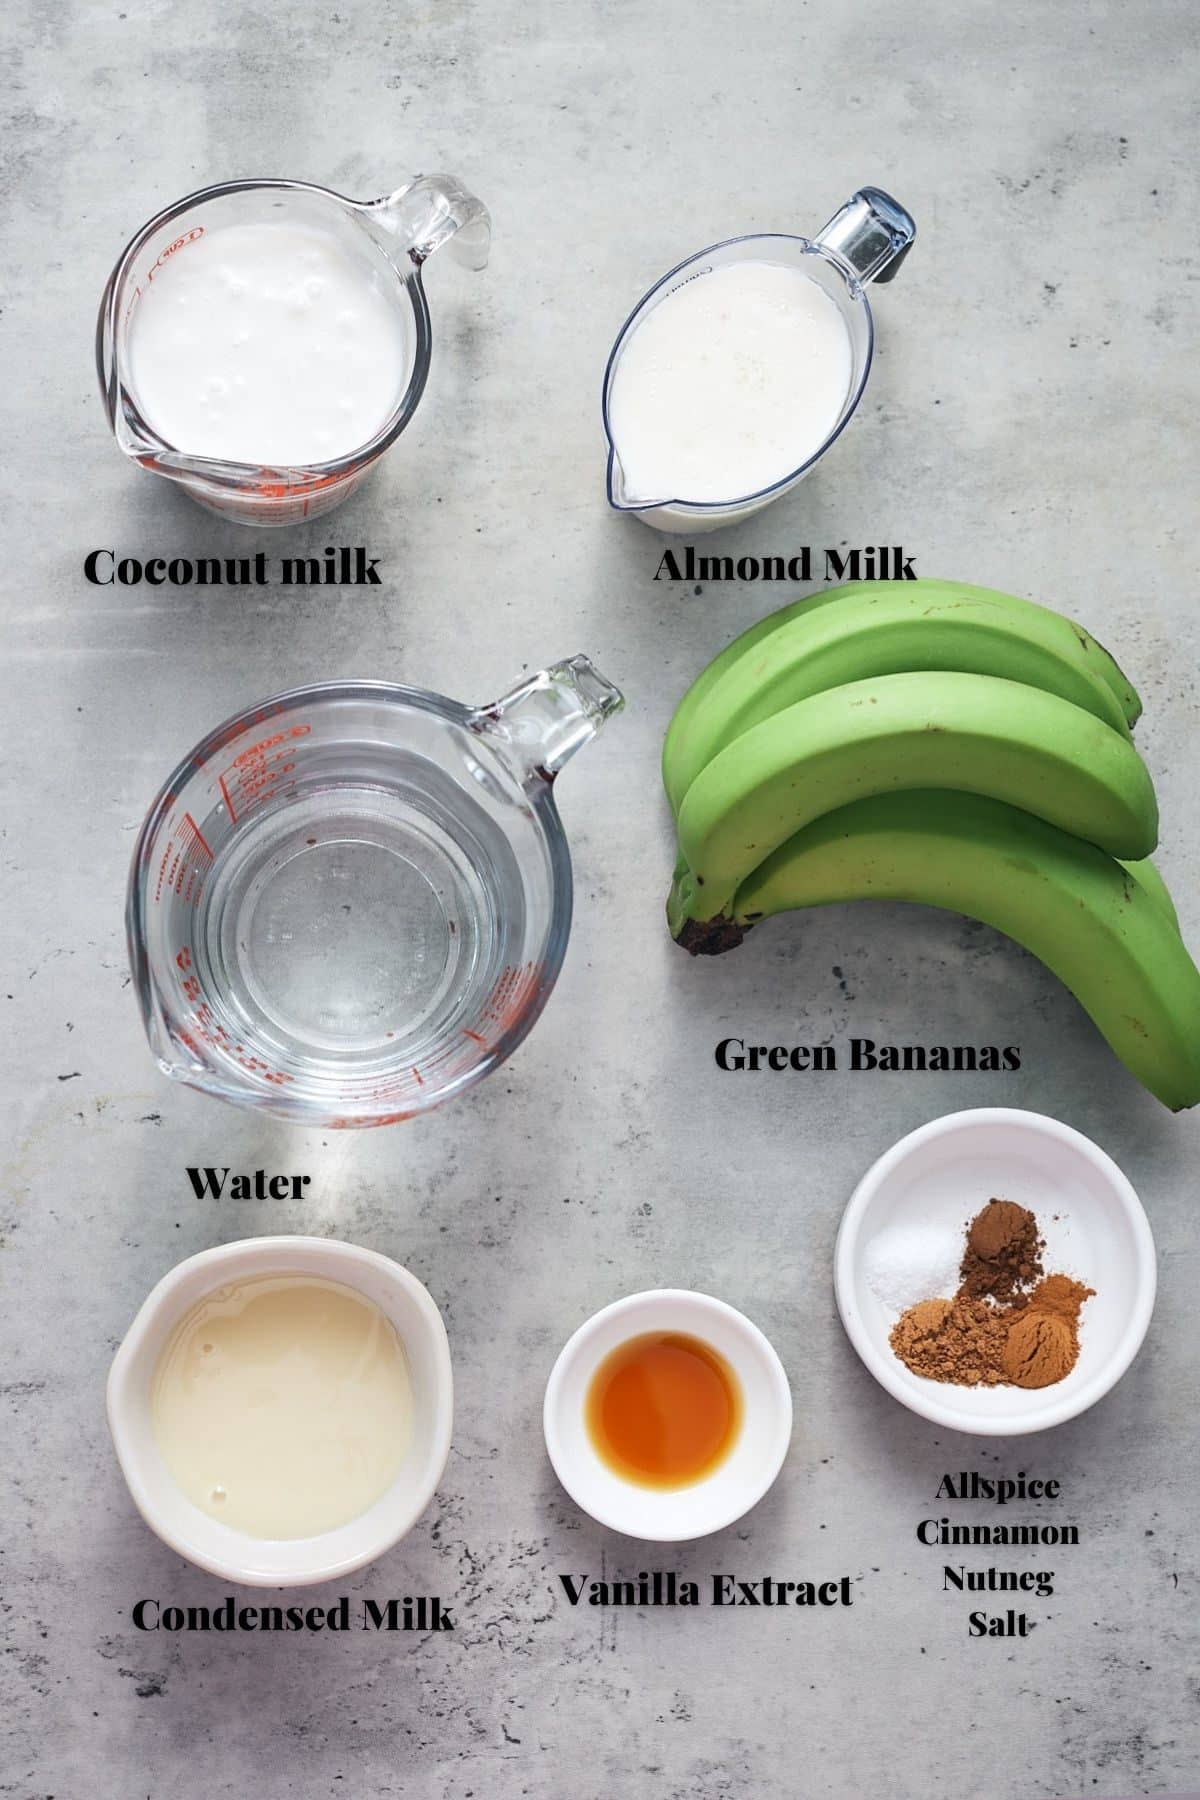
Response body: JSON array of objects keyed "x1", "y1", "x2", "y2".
[
  {"x1": 1025, "y1": 1273, "x2": 1094, "y2": 1324},
  {"x1": 957, "y1": 1198, "x2": 1043, "y2": 1306},
  {"x1": 888, "y1": 1199, "x2": 1094, "y2": 1391},
  {"x1": 1000, "y1": 1310, "x2": 1076, "y2": 1388},
  {"x1": 999, "y1": 1273, "x2": 1096, "y2": 1388},
  {"x1": 890, "y1": 1294, "x2": 1011, "y2": 1387}
]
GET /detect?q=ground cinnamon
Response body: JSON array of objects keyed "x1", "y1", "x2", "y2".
[
  {"x1": 999, "y1": 1274, "x2": 1095, "y2": 1388},
  {"x1": 1025, "y1": 1273, "x2": 1094, "y2": 1324},
  {"x1": 1000, "y1": 1310, "x2": 1075, "y2": 1387}
]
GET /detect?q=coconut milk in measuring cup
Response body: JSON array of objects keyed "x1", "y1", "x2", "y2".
[
  {"x1": 603, "y1": 187, "x2": 915, "y2": 533},
  {"x1": 98, "y1": 175, "x2": 490, "y2": 524}
]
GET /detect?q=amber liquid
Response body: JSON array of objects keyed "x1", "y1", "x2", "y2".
[{"x1": 585, "y1": 1332, "x2": 742, "y2": 1489}]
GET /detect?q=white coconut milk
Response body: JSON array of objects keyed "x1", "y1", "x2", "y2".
[{"x1": 128, "y1": 220, "x2": 409, "y2": 465}]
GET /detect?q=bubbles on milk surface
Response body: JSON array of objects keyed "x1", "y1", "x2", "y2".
[{"x1": 128, "y1": 220, "x2": 411, "y2": 465}]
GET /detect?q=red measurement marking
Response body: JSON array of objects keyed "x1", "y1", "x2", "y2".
[
  {"x1": 216, "y1": 723, "x2": 311, "y2": 824},
  {"x1": 327, "y1": 1111, "x2": 416, "y2": 1129},
  {"x1": 197, "y1": 704, "x2": 289, "y2": 770},
  {"x1": 181, "y1": 813, "x2": 213, "y2": 859},
  {"x1": 153, "y1": 840, "x2": 173, "y2": 904},
  {"x1": 462, "y1": 1028, "x2": 487, "y2": 1044},
  {"x1": 478, "y1": 963, "x2": 547, "y2": 1036},
  {"x1": 153, "y1": 814, "x2": 213, "y2": 905},
  {"x1": 217, "y1": 771, "x2": 238, "y2": 825},
  {"x1": 169, "y1": 949, "x2": 296, "y2": 1086},
  {"x1": 411, "y1": 1067, "x2": 424, "y2": 1085},
  {"x1": 148, "y1": 225, "x2": 204, "y2": 281}
]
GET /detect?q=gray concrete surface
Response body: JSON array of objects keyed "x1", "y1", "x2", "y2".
[{"x1": 3, "y1": 2, "x2": 1198, "y2": 1795}]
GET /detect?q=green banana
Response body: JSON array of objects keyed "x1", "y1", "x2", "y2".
[
  {"x1": 676, "y1": 790, "x2": 1200, "y2": 1111},
  {"x1": 1078, "y1": 629, "x2": 1142, "y2": 730},
  {"x1": 669, "y1": 849, "x2": 1177, "y2": 933},
  {"x1": 662, "y1": 587, "x2": 853, "y2": 805},
  {"x1": 663, "y1": 579, "x2": 1136, "y2": 814},
  {"x1": 1124, "y1": 855, "x2": 1180, "y2": 929},
  {"x1": 671, "y1": 671, "x2": 1159, "y2": 929}
]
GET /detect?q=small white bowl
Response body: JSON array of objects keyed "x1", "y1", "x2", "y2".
[
  {"x1": 543, "y1": 1289, "x2": 792, "y2": 1540},
  {"x1": 835, "y1": 1108, "x2": 1156, "y2": 1435},
  {"x1": 107, "y1": 1236, "x2": 453, "y2": 1586}
]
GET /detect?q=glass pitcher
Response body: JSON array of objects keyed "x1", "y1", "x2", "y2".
[
  {"x1": 97, "y1": 174, "x2": 490, "y2": 525},
  {"x1": 127, "y1": 658, "x2": 623, "y2": 1126},
  {"x1": 603, "y1": 187, "x2": 915, "y2": 533}
]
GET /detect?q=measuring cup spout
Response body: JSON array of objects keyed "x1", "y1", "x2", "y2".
[
  {"x1": 605, "y1": 446, "x2": 670, "y2": 514},
  {"x1": 474, "y1": 656, "x2": 625, "y2": 784},
  {"x1": 366, "y1": 174, "x2": 491, "y2": 271},
  {"x1": 813, "y1": 186, "x2": 916, "y2": 285}
]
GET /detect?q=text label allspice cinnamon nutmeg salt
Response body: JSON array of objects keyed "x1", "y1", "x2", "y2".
[{"x1": 919, "y1": 1472, "x2": 1081, "y2": 1637}]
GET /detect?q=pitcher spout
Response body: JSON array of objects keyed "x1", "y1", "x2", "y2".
[
  {"x1": 474, "y1": 656, "x2": 625, "y2": 784},
  {"x1": 606, "y1": 447, "x2": 670, "y2": 514},
  {"x1": 365, "y1": 174, "x2": 491, "y2": 271}
]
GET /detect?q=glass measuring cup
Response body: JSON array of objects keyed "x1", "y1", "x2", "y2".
[
  {"x1": 97, "y1": 174, "x2": 490, "y2": 525},
  {"x1": 127, "y1": 658, "x2": 623, "y2": 1126},
  {"x1": 602, "y1": 187, "x2": 915, "y2": 533}
]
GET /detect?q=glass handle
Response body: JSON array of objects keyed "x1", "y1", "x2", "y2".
[
  {"x1": 367, "y1": 173, "x2": 491, "y2": 270},
  {"x1": 813, "y1": 186, "x2": 916, "y2": 285},
  {"x1": 95, "y1": 276, "x2": 158, "y2": 459},
  {"x1": 95, "y1": 271, "x2": 120, "y2": 429},
  {"x1": 474, "y1": 656, "x2": 625, "y2": 783}
]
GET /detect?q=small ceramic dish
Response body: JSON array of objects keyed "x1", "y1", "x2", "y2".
[
  {"x1": 543, "y1": 1289, "x2": 792, "y2": 1540},
  {"x1": 835, "y1": 1108, "x2": 1156, "y2": 1435},
  {"x1": 107, "y1": 1236, "x2": 453, "y2": 1586}
]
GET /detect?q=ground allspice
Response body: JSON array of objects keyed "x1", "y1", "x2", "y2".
[
  {"x1": 890, "y1": 1294, "x2": 1012, "y2": 1387},
  {"x1": 889, "y1": 1202, "x2": 1094, "y2": 1390}
]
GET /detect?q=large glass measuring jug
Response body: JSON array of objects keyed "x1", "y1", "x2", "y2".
[
  {"x1": 603, "y1": 187, "x2": 915, "y2": 533},
  {"x1": 98, "y1": 175, "x2": 490, "y2": 525},
  {"x1": 127, "y1": 659, "x2": 623, "y2": 1126}
]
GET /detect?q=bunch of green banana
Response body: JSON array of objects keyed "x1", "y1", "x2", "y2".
[{"x1": 664, "y1": 579, "x2": 1200, "y2": 1110}]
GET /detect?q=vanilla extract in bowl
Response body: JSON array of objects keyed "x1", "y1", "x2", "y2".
[{"x1": 585, "y1": 1331, "x2": 743, "y2": 1489}]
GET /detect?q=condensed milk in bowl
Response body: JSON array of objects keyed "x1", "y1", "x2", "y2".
[
  {"x1": 98, "y1": 174, "x2": 490, "y2": 524},
  {"x1": 107, "y1": 1236, "x2": 454, "y2": 1585},
  {"x1": 602, "y1": 187, "x2": 914, "y2": 533}
]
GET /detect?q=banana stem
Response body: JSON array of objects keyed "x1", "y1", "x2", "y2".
[{"x1": 667, "y1": 860, "x2": 748, "y2": 953}]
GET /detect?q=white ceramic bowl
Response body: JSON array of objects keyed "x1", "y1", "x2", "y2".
[
  {"x1": 835, "y1": 1109, "x2": 1156, "y2": 1435},
  {"x1": 107, "y1": 1236, "x2": 453, "y2": 1586},
  {"x1": 544, "y1": 1289, "x2": 792, "y2": 1540}
]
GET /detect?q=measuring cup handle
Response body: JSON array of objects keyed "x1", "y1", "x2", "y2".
[
  {"x1": 473, "y1": 656, "x2": 625, "y2": 785},
  {"x1": 813, "y1": 187, "x2": 916, "y2": 285},
  {"x1": 96, "y1": 270, "x2": 119, "y2": 428},
  {"x1": 368, "y1": 174, "x2": 491, "y2": 271}
]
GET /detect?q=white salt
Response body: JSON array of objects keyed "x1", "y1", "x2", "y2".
[{"x1": 864, "y1": 1223, "x2": 963, "y2": 1314}]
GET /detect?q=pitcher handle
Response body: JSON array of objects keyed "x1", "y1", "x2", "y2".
[
  {"x1": 813, "y1": 186, "x2": 915, "y2": 285},
  {"x1": 367, "y1": 173, "x2": 491, "y2": 271},
  {"x1": 96, "y1": 267, "x2": 121, "y2": 429},
  {"x1": 473, "y1": 656, "x2": 625, "y2": 785}
]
